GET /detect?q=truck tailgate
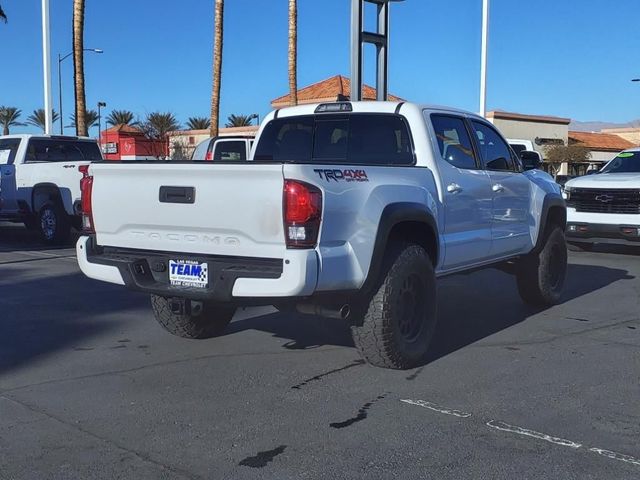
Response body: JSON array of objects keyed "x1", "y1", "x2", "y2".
[{"x1": 90, "y1": 163, "x2": 286, "y2": 258}]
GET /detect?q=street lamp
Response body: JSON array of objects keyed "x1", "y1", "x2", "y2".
[
  {"x1": 632, "y1": 79, "x2": 640, "y2": 82},
  {"x1": 58, "y1": 48, "x2": 103, "y2": 134},
  {"x1": 480, "y1": 0, "x2": 490, "y2": 117},
  {"x1": 97, "y1": 101, "x2": 106, "y2": 143},
  {"x1": 250, "y1": 113, "x2": 260, "y2": 126}
]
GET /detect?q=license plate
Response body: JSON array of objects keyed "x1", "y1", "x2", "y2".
[{"x1": 169, "y1": 260, "x2": 209, "y2": 289}]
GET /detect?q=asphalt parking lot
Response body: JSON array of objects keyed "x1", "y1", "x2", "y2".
[{"x1": 1, "y1": 222, "x2": 639, "y2": 480}]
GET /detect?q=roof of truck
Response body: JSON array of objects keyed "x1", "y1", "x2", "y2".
[
  {"x1": 0, "y1": 134, "x2": 95, "y2": 141},
  {"x1": 273, "y1": 101, "x2": 484, "y2": 121}
]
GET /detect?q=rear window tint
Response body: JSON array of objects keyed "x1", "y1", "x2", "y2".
[
  {"x1": 254, "y1": 114, "x2": 414, "y2": 165},
  {"x1": 25, "y1": 139, "x2": 101, "y2": 162}
]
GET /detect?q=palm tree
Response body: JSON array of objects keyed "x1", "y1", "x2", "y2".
[
  {"x1": 27, "y1": 109, "x2": 60, "y2": 132},
  {"x1": 0, "y1": 4, "x2": 7, "y2": 23},
  {"x1": 210, "y1": 0, "x2": 224, "y2": 138},
  {"x1": 139, "y1": 112, "x2": 181, "y2": 159},
  {"x1": 225, "y1": 114, "x2": 256, "y2": 128},
  {"x1": 142, "y1": 112, "x2": 181, "y2": 139},
  {"x1": 288, "y1": 0, "x2": 298, "y2": 106},
  {"x1": 186, "y1": 117, "x2": 211, "y2": 130},
  {"x1": 106, "y1": 110, "x2": 136, "y2": 126},
  {"x1": 73, "y1": 0, "x2": 88, "y2": 137},
  {"x1": 0, "y1": 107, "x2": 24, "y2": 135},
  {"x1": 69, "y1": 109, "x2": 99, "y2": 132}
]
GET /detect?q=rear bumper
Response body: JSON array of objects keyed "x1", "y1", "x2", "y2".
[{"x1": 76, "y1": 236, "x2": 318, "y2": 301}]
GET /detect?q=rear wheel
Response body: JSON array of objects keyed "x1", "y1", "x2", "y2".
[
  {"x1": 38, "y1": 203, "x2": 71, "y2": 245},
  {"x1": 150, "y1": 295, "x2": 236, "y2": 339},
  {"x1": 351, "y1": 243, "x2": 437, "y2": 370},
  {"x1": 516, "y1": 226, "x2": 568, "y2": 306}
]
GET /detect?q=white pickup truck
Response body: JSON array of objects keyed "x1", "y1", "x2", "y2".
[
  {"x1": 564, "y1": 148, "x2": 640, "y2": 249},
  {"x1": 0, "y1": 135, "x2": 102, "y2": 244},
  {"x1": 77, "y1": 102, "x2": 567, "y2": 369}
]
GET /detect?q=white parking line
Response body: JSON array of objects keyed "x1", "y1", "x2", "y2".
[
  {"x1": 486, "y1": 420, "x2": 582, "y2": 449},
  {"x1": 400, "y1": 399, "x2": 472, "y2": 418},
  {"x1": 589, "y1": 448, "x2": 640, "y2": 467}
]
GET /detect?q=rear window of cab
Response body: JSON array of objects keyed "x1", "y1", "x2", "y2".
[{"x1": 254, "y1": 114, "x2": 414, "y2": 165}]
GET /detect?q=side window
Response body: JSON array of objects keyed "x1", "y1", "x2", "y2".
[
  {"x1": 77, "y1": 142, "x2": 102, "y2": 161},
  {"x1": 472, "y1": 122, "x2": 515, "y2": 172},
  {"x1": 431, "y1": 115, "x2": 477, "y2": 169},
  {"x1": 0, "y1": 139, "x2": 21, "y2": 164},
  {"x1": 25, "y1": 139, "x2": 83, "y2": 162},
  {"x1": 213, "y1": 141, "x2": 247, "y2": 162},
  {"x1": 62, "y1": 143, "x2": 85, "y2": 161},
  {"x1": 26, "y1": 139, "x2": 53, "y2": 162}
]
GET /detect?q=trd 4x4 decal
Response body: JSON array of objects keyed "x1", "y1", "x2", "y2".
[{"x1": 313, "y1": 169, "x2": 369, "y2": 183}]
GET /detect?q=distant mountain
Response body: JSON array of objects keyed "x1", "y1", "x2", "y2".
[{"x1": 570, "y1": 119, "x2": 640, "y2": 132}]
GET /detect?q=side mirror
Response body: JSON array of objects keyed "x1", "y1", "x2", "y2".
[
  {"x1": 520, "y1": 150, "x2": 542, "y2": 171},
  {"x1": 586, "y1": 169, "x2": 599, "y2": 175}
]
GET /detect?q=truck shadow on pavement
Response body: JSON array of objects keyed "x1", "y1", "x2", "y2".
[
  {"x1": 0, "y1": 272, "x2": 146, "y2": 379},
  {"x1": 227, "y1": 263, "x2": 634, "y2": 366},
  {"x1": 0, "y1": 222, "x2": 80, "y2": 252}
]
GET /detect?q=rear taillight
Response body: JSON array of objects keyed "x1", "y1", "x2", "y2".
[
  {"x1": 205, "y1": 151, "x2": 213, "y2": 161},
  {"x1": 284, "y1": 180, "x2": 322, "y2": 248},
  {"x1": 79, "y1": 165, "x2": 94, "y2": 233}
]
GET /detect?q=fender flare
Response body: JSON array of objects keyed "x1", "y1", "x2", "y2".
[
  {"x1": 31, "y1": 183, "x2": 72, "y2": 214},
  {"x1": 360, "y1": 202, "x2": 439, "y2": 293},
  {"x1": 535, "y1": 194, "x2": 566, "y2": 251}
]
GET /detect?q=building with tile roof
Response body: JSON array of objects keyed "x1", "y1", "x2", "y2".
[{"x1": 271, "y1": 75, "x2": 403, "y2": 108}]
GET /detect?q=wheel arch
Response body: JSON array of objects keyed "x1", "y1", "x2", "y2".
[
  {"x1": 360, "y1": 202, "x2": 439, "y2": 293},
  {"x1": 31, "y1": 183, "x2": 74, "y2": 214},
  {"x1": 534, "y1": 194, "x2": 567, "y2": 251}
]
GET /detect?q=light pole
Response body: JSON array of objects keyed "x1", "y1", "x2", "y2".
[
  {"x1": 480, "y1": 0, "x2": 490, "y2": 118},
  {"x1": 58, "y1": 48, "x2": 103, "y2": 134},
  {"x1": 42, "y1": 0, "x2": 53, "y2": 134},
  {"x1": 250, "y1": 113, "x2": 260, "y2": 126},
  {"x1": 97, "y1": 101, "x2": 106, "y2": 143}
]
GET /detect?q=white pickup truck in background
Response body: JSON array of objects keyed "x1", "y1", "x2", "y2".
[
  {"x1": 191, "y1": 136, "x2": 254, "y2": 161},
  {"x1": 564, "y1": 148, "x2": 640, "y2": 249},
  {"x1": 0, "y1": 135, "x2": 102, "y2": 244},
  {"x1": 76, "y1": 101, "x2": 567, "y2": 369}
]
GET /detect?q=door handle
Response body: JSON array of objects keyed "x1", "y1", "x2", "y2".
[
  {"x1": 447, "y1": 183, "x2": 463, "y2": 194},
  {"x1": 492, "y1": 183, "x2": 505, "y2": 193}
]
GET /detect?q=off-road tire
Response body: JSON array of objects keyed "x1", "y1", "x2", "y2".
[
  {"x1": 516, "y1": 226, "x2": 568, "y2": 306},
  {"x1": 150, "y1": 295, "x2": 235, "y2": 339},
  {"x1": 38, "y1": 203, "x2": 71, "y2": 245},
  {"x1": 351, "y1": 243, "x2": 437, "y2": 370}
]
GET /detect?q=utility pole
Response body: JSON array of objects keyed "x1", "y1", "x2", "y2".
[
  {"x1": 479, "y1": 0, "x2": 490, "y2": 118},
  {"x1": 42, "y1": 0, "x2": 53, "y2": 134}
]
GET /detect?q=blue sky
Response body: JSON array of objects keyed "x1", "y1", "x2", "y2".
[{"x1": 1, "y1": 0, "x2": 639, "y2": 135}]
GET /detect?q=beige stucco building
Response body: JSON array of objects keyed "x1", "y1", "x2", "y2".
[{"x1": 486, "y1": 110, "x2": 570, "y2": 158}]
